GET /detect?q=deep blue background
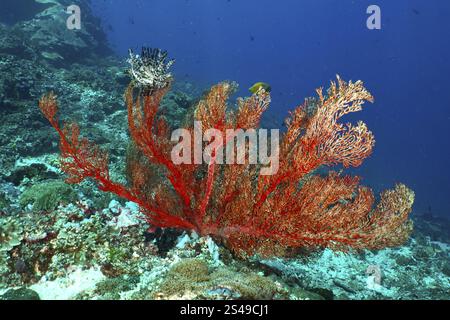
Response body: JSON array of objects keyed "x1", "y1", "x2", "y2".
[{"x1": 90, "y1": 0, "x2": 450, "y2": 217}]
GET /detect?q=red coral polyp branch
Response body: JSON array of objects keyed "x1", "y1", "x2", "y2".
[{"x1": 39, "y1": 76, "x2": 414, "y2": 258}]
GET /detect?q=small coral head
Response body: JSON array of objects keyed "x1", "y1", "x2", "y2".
[{"x1": 127, "y1": 47, "x2": 175, "y2": 94}]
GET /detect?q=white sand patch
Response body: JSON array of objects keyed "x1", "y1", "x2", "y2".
[{"x1": 30, "y1": 267, "x2": 105, "y2": 300}]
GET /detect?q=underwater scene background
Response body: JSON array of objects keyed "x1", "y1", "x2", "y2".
[{"x1": 0, "y1": 0, "x2": 448, "y2": 300}]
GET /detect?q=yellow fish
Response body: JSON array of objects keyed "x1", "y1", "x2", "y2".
[{"x1": 249, "y1": 82, "x2": 271, "y2": 94}]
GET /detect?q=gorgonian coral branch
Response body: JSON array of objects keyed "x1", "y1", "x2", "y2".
[
  {"x1": 39, "y1": 68, "x2": 414, "y2": 258},
  {"x1": 38, "y1": 93, "x2": 196, "y2": 231}
]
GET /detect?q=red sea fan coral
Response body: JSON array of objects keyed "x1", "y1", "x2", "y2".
[{"x1": 39, "y1": 76, "x2": 414, "y2": 258}]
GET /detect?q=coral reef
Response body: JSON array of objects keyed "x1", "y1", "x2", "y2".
[
  {"x1": 19, "y1": 180, "x2": 77, "y2": 212},
  {"x1": 0, "y1": 0, "x2": 124, "y2": 182},
  {"x1": 0, "y1": 0, "x2": 110, "y2": 63},
  {"x1": 0, "y1": 216, "x2": 23, "y2": 252},
  {"x1": 0, "y1": 199, "x2": 155, "y2": 287},
  {"x1": 0, "y1": 287, "x2": 40, "y2": 300},
  {"x1": 0, "y1": 200, "x2": 447, "y2": 300},
  {"x1": 0, "y1": 1, "x2": 447, "y2": 301},
  {"x1": 261, "y1": 236, "x2": 450, "y2": 300},
  {"x1": 0, "y1": 2, "x2": 200, "y2": 224},
  {"x1": 155, "y1": 258, "x2": 284, "y2": 300}
]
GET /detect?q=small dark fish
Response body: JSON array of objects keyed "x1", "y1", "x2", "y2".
[
  {"x1": 412, "y1": 8, "x2": 420, "y2": 15},
  {"x1": 250, "y1": 35, "x2": 255, "y2": 42},
  {"x1": 129, "y1": 17, "x2": 135, "y2": 25}
]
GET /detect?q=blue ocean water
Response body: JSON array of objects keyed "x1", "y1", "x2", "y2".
[{"x1": 90, "y1": 0, "x2": 450, "y2": 218}]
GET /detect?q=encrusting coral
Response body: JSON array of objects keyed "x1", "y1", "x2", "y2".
[
  {"x1": 0, "y1": 216, "x2": 23, "y2": 252},
  {"x1": 38, "y1": 48, "x2": 414, "y2": 258}
]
